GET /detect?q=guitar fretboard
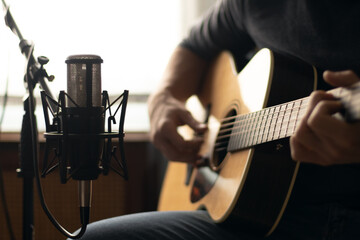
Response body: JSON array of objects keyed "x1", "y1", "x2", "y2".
[
  {"x1": 215, "y1": 83, "x2": 360, "y2": 153},
  {"x1": 226, "y1": 98, "x2": 308, "y2": 152}
]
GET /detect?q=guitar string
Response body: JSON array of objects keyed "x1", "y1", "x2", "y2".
[
  {"x1": 216, "y1": 103, "x2": 308, "y2": 140},
  {"x1": 209, "y1": 86, "x2": 359, "y2": 153},
  {"x1": 217, "y1": 105, "x2": 307, "y2": 136},
  {"x1": 218, "y1": 88, "x2": 360, "y2": 140},
  {"x1": 217, "y1": 84, "x2": 359, "y2": 127},
  {"x1": 213, "y1": 105, "x2": 307, "y2": 151},
  {"x1": 214, "y1": 92, "x2": 360, "y2": 151},
  {"x1": 218, "y1": 97, "x2": 309, "y2": 124},
  {"x1": 213, "y1": 118, "x2": 302, "y2": 151}
]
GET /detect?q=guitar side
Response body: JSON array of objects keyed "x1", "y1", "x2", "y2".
[{"x1": 158, "y1": 49, "x2": 316, "y2": 236}]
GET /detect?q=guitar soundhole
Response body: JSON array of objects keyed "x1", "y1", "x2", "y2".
[
  {"x1": 190, "y1": 109, "x2": 237, "y2": 203},
  {"x1": 211, "y1": 109, "x2": 237, "y2": 168}
]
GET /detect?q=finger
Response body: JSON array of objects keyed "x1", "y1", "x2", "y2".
[
  {"x1": 153, "y1": 120, "x2": 202, "y2": 163},
  {"x1": 296, "y1": 91, "x2": 334, "y2": 135},
  {"x1": 308, "y1": 119, "x2": 360, "y2": 163},
  {"x1": 290, "y1": 136, "x2": 331, "y2": 165},
  {"x1": 307, "y1": 100, "x2": 345, "y2": 139},
  {"x1": 179, "y1": 110, "x2": 207, "y2": 134},
  {"x1": 291, "y1": 122, "x2": 322, "y2": 156},
  {"x1": 298, "y1": 99, "x2": 359, "y2": 165},
  {"x1": 306, "y1": 91, "x2": 336, "y2": 115},
  {"x1": 290, "y1": 92, "x2": 335, "y2": 164},
  {"x1": 159, "y1": 138, "x2": 203, "y2": 163},
  {"x1": 161, "y1": 119, "x2": 202, "y2": 151},
  {"x1": 323, "y1": 70, "x2": 360, "y2": 87}
]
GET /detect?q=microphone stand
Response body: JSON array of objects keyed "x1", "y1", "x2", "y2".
[{"x1": 2, "y1": 1, "x2": 55, "y2": 239}]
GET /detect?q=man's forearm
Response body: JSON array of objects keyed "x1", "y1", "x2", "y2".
[{"x1": 153, "y1": 46, "x2": 210, "y2": 102}]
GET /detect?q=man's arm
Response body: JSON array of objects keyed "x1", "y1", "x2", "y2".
[
  {"x1": 290, "y1": 70, "x2": 360, "y2": 165},
  {"x1": 147, "y1": 46, "x2": 208, "y2": 163}
]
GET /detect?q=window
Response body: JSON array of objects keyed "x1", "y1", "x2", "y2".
[{"x1": 0, "y1": 0, "x2": 216, "y2": 132}]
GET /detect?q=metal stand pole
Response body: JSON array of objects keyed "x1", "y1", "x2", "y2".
[{"x1": 17, "y1": 96, "x2": 38, "y2": 240}]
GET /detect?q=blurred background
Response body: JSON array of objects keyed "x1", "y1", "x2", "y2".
[{"x1": 0, "y1": 0, "x2": 216, "y2": 239}]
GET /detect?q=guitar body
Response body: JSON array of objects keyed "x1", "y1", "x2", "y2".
[{"x1": 158, "y1": 49, "x2": 317, "y2": 236}]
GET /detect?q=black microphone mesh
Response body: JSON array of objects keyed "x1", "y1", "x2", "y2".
[{"x1": 65, "y1": 55, "x2": 103, "y2": 107}]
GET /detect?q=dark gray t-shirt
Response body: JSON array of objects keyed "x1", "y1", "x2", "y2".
[{"x1": 181, "y1": 0, "x2": 360, "y2": 208}]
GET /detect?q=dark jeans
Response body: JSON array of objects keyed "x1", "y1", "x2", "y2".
[{"x1": 72, "y1": 202, "x2": 360, "y2": 240}]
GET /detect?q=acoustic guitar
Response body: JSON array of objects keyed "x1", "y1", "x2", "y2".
[{"x1": 158, "y1": 48, "x2": 360, "y2": 236}]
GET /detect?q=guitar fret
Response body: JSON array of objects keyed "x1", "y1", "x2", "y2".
[
  {"x1": 252, "y1": 112, "x2": 259, "y2": 146},
  {"x1": 280, "y1": 102, "x2": 293, "y2": 138},
  {"x1": 244, "y1": 114, "x2": 249, "y2": 147},
  {"x1": 252, "y1": 112, "x2": 260, "y2": 145},
  {"x1": 260, "y1": 109, "x2": 270, "y2": 143},
  {"x1": 274, "y1": 106, "x2": 280, "y2": 139},
  {"x1": 293, "y1": 99, "x2": 306, "y2": 134},
  {"x1": 231, "y1": 117, "x2": 239, "y2": 150},
  {"x1": 245, "y1": 113, "x2": 254, "y2": 147},
  {"x1": 255, "y1": 110, "x2": 264, "y2": 145},
  {"x1": 283, "y1": 101, "x2": 293, "y2": 137},
  {"x1": 279, "y1": 104, "x2": 289, "y2": 138},
  {"x1": 237, "y1": 115, "x2": 244, "y2": 149},
  {"x1": 237, "y1": 114, "x2": 245, "y2": 149},
  {"x1": 251, "y1": 111, "x2": 261, "y2": 146},
  {"x1": 267, "y1": 107, "x2": 278, "y2": 142},
  {"x1": 242, "y1": 114, "x2": 248, "y2": 148},
  {"x1": 246, "y1": 112, "x2": 255, "y2": 147},
  {"x1": 225, "y1": 81, "x2": 359, "y2": 153},
  {"x1": 229, "y1": 115, "x2": 245, "y2": 151},
  {"x1": 248, "y1": 113, "x2": 255, "y2": 147},
  {"x1": 239, "y1": 115, "x2": 244, "y2": 149},
  {"x1": 287, "y1": 100, "x2": 300, "y2": 136},
  {"x1": 261, "y1": 108, "x2": 267, "y2": 143},
  {"x1": 266, "y1": 108, "x2": 273, "y2": 142},
  {"x1": 274, "y1": 105, "x2": 285, "y2": 140},
  {"x1": 247, "y1": 113, "x2": 254, "y2": 147}
]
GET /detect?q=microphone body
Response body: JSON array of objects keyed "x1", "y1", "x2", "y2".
[{"x1": 65, "y1": 55, "x2": 104, "y2": 209}]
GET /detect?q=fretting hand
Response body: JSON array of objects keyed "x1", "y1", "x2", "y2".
[{"x1": 290, "y1": 70, "x2": 360, "y2": 165}]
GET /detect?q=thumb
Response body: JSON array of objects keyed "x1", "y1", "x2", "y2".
[{"x1": 323, "y1": 70, "x2": 360, "y2": 87}]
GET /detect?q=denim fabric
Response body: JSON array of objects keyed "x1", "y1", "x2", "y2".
[
  {"x1": 71, "y1": 203, "x2": 360, "y2": 240},
  {"x1": 269, "y1": 203, "x2": 360, "y2": 240}
]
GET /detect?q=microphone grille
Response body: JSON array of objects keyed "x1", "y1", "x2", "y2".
[{"x1": 66, "y1": 55, "x2": 103, "y2": 107}]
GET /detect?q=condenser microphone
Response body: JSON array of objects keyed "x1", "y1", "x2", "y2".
[
  {"x1": 65, "y1": 55, "x2": 104, "y2": 211},
  {"x1": 40, "y1": 54, "x2": 128, "y2": 238}
]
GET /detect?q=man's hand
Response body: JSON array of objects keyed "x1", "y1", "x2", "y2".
[
  {"x1": 148, "y1": 91, "x2": 207, "y2": 164},
  {"x1": 147, "y1": 47, "x2": 209, "y2": 164},
  {"x1": 290, "y1": 70, "x2": 360, "y2": 165}
]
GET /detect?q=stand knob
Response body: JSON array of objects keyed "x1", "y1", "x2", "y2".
[
  {"x1": 38, "y1": 56, "x2": 49, "y2": 66},
  {"x1": 37, "y1": 56, "x2": 55, "y2": 82}
]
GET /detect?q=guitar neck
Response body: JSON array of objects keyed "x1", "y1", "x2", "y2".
[
  {"x1": 224, "y1": 83, "x2": 360, "y2": 152},
  {"x1": 225, "y1": 97, "x2": 309, "y2": 152}
]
